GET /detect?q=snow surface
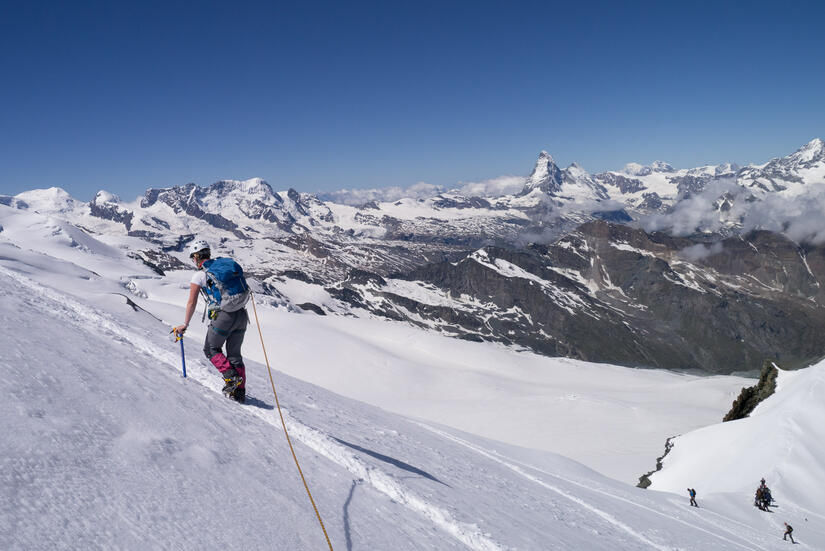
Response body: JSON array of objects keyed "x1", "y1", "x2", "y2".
[
  {"x1": 650, "y1": 364, "x2": 825, "y2": 515},
  {"x1": 3, "y1": 204, "x2": 824, "y2": 549}
]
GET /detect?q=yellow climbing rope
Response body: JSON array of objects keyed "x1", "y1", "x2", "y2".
[{"x1": 250, "y1": 292, "x2": 334, "y2": 551}]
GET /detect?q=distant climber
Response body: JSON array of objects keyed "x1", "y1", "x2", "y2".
[
  {"x1": 755, "y1": 488, "x2": 770, "y2": 511},
  {"x1": 783, "y1": 522, "x2": 794, "y2": 543},
  {"x1": 173, "y1": 240, "x2": 251, "y2": 403},
  {"x1": 687, "y1": 488, "x2": 698, "y2": 507},
  {"x1": 754, "y1": 478, "x2": 773, "y2": 511}
]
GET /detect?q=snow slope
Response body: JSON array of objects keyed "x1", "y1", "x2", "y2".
[
  {"x1": 650, "y1": 362, "x2": 825, "y2": 517},
  {"x1": 0, "y1": 204, "x2": 748, "y2": 484},
  {"x1": 3, "y1": 205, "x2": 825, "y2": 549}
]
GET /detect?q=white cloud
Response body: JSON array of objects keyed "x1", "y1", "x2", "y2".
[
  {"x1": 740, "y1": 183, "x2": 825, "y2": 244},
  {"x1": 456, "y1": 175, "x2": 526, "y2": 198},
  {"x1": 637, "y1": 177, "x2": 825, "y2": 245},
  {"x1": 638, "y1": 179, "x2": 744, "y2": 236},
  {"x1": 679, "y1": 242, "x2": 724, "y2": 261},
  {"x1": 320, "y1": 182, "x2": 443, "y2": 205},
  {"x1": 320, "y1": 175, "x2": 527, "y2": 206}
]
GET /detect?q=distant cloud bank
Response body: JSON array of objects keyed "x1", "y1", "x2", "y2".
[
  {"x1": 319, "y1": 182, "x2": 444, "y2": 205},
  {"x1": 456, "y1": 175, "x2": 526, "y2": 198},
  {"x1": 320, "y1": 175, "x2": 527, "y2": 205},
  {"x1": 640, "y1": 180, "x2": 825, "y2": 245}
]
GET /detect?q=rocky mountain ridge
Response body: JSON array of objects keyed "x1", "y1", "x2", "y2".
[
  {"x1": 334, "y1": 221, "x2": 825, "y2": 373},
  {"x1": 3, "y1": 139, "x2": 825, "y2": 373}
]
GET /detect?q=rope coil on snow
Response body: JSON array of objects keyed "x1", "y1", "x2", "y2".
[{"x1": 250, "y1": 292, "x2": 334, "y2": 550}]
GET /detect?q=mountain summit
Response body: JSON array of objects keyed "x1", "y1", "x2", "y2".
[
  {"x1": 522, "y1": 150, "x2": 564, "y2": 194},
  {"x1": 789, "y1": 137, "x2": 825, "y2": 165}
]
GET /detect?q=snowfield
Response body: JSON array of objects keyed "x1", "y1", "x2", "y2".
[
  {"x1": 2, "y1": 203, "x2": 824, "y2": 549},
  {"x1": 649, "y1": 364, "x2": 825, "y2": 515}
]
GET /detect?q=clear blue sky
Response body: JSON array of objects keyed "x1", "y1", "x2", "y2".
[{"x1": 1, "y1": 0, "x2": 824, "y2": 200}]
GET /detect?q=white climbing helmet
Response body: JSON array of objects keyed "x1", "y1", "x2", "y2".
[{"x1": 188, "y1": 239, "x2": 211, "y2": 258}]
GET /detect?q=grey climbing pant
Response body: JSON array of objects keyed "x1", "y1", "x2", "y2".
[{"x1": 203, "y1": 308, "x2": 249, "y2": 367}]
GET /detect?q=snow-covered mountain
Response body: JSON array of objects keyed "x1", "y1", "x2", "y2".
[
  {"x1": 2, "y1": 200, "x2": 824, "y2": 549},
  {"x1": 510, "y1": 139, "x2": 824, "y2": 228},
  {"x1": 4, "y1": 140, "x2": 825, "y2": 374},
  {"x1": 738, "y1": 138, "x2": 825, "y2": 194}
]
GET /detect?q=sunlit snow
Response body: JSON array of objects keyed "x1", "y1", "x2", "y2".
[{"x1": 2, "y1": 202, "x2": 824, "y2": 549}]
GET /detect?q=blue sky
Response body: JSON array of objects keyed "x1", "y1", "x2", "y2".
[{"x1": 1, "y1": 0, "x2": 824, "y2": 200}]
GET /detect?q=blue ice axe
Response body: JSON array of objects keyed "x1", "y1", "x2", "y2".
[{"x1": 171, "y1": 330, "x2": 187, "y2": 378}]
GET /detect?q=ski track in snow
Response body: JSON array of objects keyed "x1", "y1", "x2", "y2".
[
  {"x1": 415, "y1": 424, "x2": 670, "y2": 551},
  {"x1": 0, "y1": 265, "x2": 503, "y2": 551},
  {"x1": 416, "y1": 423, "x2": 778, "y2": 551}
]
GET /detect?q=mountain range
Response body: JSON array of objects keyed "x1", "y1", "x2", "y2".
[{"x1": 3, "y1": 138, "x2": 825, "y2": 374}]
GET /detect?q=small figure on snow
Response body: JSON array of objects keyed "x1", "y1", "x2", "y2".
[
  {"x1": 755, "y1": 488, "x2": 770, "y2": 511},
  {"x1": 754, "y1": 478, "x2": 772, "y2": 511},
  {"x1": 172, "y1": 240, "x2": 251, "y2": 403},
  {"x1": 687, "y1": 488, "x2": 698, "y2": 507},
  {"x1": 783, "y1": 522, "x2": 794, "y2": 543}
]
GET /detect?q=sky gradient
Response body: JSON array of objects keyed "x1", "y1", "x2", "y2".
[{"x1": 1, "y1": 0, "x2": 824, "y2": 201}]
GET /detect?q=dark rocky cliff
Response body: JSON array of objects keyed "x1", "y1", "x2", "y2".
[
  {"x1": 723, "y1": 361, "x2": 780, "y2": 422},
  {"x1": 329, "y1": 221, "x2": 825, "y2": 374}
]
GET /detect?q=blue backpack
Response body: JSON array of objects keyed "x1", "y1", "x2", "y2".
[{"x1": 201, "y1": 257, "x2": 250, "y2": 312}]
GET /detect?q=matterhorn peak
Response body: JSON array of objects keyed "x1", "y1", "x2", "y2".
[{"x1": 523, "y1": 150, "x2": 563, "y2": 194}]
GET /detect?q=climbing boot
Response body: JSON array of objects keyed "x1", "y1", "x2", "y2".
[{"x1": 222, "y1": 369, "x2": 243, "y2": 396}]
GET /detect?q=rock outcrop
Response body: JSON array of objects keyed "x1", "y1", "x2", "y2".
[{"x1": 723, "y1": 361, "x2": 780, "y2": 421}]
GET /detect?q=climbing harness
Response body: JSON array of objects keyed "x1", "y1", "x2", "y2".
[{"x1": 250, "y1": 292, "x2": 334, "y2": 550}]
